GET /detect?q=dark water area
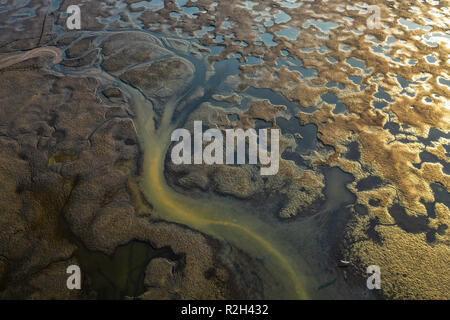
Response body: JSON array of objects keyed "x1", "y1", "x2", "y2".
[
  {"x1": 58, "y1": 189, "x2": 179, "y2": 299},
  {"x1": 431, "y1": 182, "x2": 450, "y2": 207},
  {"x1": 413, "y1": 151, "x2": 450, "y2": 175},
  {"x1": 170, "y1": 55, "x2": 242, "y2": 126},
  {"x1": 384, "y1": 124, "x2": 450, "y2": 148},
  {"x1": 373, "y1": 100, "x2": 389, "y2": 109},
  {"x1": 343, "y1": 141, "x2": 361, "y2": 161},
  {"x1": 75, "y1": 240, "x2": 178, "y2": 299},
  {"x1": 349, "y1": 75, "x2": 362, "y2": 85},
  {"x1": 255, "y1": 119, "x2": 273, "y2": 129},
  {"x1": 356, "y1": 176, "x2": 384, "y2": 191},
  {"x1": 383, "y1": 121, "x2": 401, "y2": 135},
  {"x1": 426, "y1": 128, "x2": 450, "y2": 145},
  {"x1": 321, "y1": 166, "x2": 356, "y2": 213},
  {"x1": 354, "y1": 203, "x2": 369, "y2": 216},
  {"x1": 245, "y1": 86, "x2": 313, "y2": 114},
  {"x1": 227, "y1": 113, "x2": 240, "y2": 122},
  {"x1": 388, "y1": 191, "x2": 448, "y2": 244},
  {"x1": 367, "y1": 217, "x2": 384, "y2": 245},
  {"x1": 321, "y1": 92, "x2": 339, "y2": 104},
  {"x1": 276, "y1": 116, "x2": 318, "y2": 153},
  {"x1": 388, "y1": 204, "x2": 430, "y2": 234},
  {"x1": 281, "y1": 150, "x2": 306, "y2": 167},
  {"x1": 321, "y1": 91, "x2": 348, "y2": 114},
  {"x1": 374, "y1": 86, "x2": 394, "y2": 102},
  {"x1": 326, "y1": 81, "x2": 346, "y2": 90},
  {"x1": 276, "y1": 56, "x2": 318, "y2": 79},
  {"x1": 60, "y1": 224, "x2": 177, "y2": 299}
]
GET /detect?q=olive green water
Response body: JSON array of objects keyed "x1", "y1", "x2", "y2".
[{"x1": 75, "y1": 240, "x2": 174, "y2": 299}]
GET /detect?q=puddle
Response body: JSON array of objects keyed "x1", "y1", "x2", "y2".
[
  {"x1": 75, "y1": 240, "x2": 178, "y2": 299},
  {"x1": 399, "y1": 18, "x2": 432, "y2": 31},
  {"x1": 414, "y1": 151, "x2": 450, "y2": 175},
  {"x1": 276, "y1": 27, "x2": 300, "y2": 40},
  {"x1": 344, "y1": 141, "x2": 360, "y2": 161},
  {"x1": 303, "y1": 19, "x2": 340, "y2": 33},
  {"x1": 321, "y1": 92, "x2": 348, "y2": 114},
  {"x1": 277, "y1": 116, "x2": 318, "y2": 153},
  {"x1": 260, "y1": 33, "x2": 278, "y2": 47},
  {"x1": 321, "y1": 167, "x2": 356, "y2": 213},
  {"x1": 245, "y1": 86, "x2": 308, "y2": 114},
  {"x1": 374, "y1": 86, "x2": 394, "y2": 102},
  {"x1": 274, "y1": 10, "x2": 291, "y2": 24},
  {"x1": 346, "y1": 57, "x2": 370, "y2": 74},
  {"x1": 131, "y1": 0, "x2": 165, "y2": 11},
  {"x1": 356, "y1": 176, "x2": 384, "y2": 191}
]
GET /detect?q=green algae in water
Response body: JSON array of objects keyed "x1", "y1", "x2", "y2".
[{"x1": 75, "y1": 241, "x2": 176, "y2": 299}]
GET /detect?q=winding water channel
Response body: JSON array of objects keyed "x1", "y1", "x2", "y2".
[{"x1": 1, "y1": 30, "x2": 361, "y2": 299}]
